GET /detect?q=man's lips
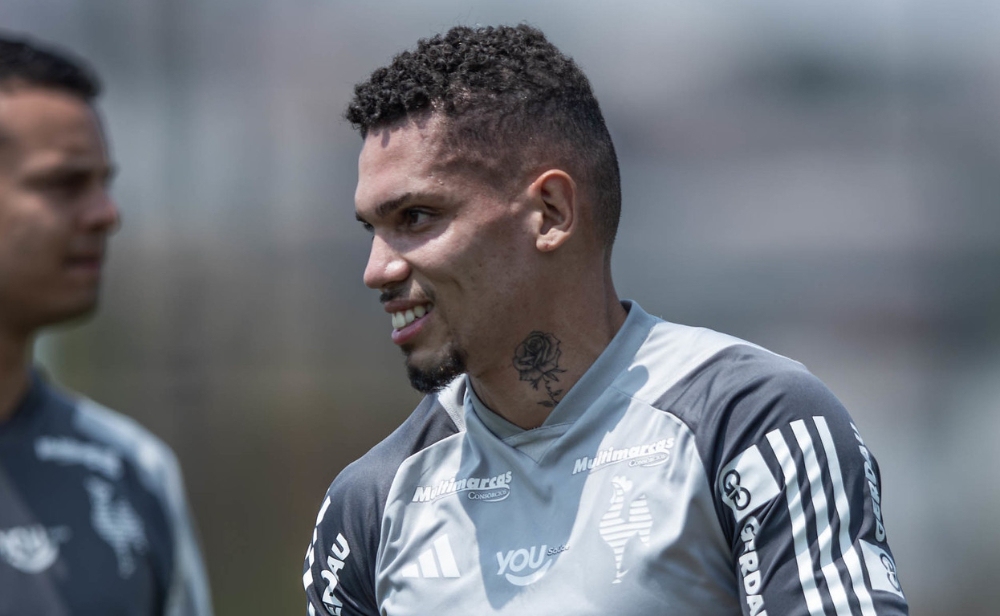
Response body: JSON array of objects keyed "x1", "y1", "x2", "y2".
[
  {"x1": 390, "y1": 312, "x2": 431, "y2": 345},
  {"x1": 388, "y1": 303, "x2": 431, "y2": 329},
  {"x1": 385, "y1": 302, "x2": 433, "y2": 345},
  {"x1": 65, "y1": 254, "x2": 104, "y2": 273}
]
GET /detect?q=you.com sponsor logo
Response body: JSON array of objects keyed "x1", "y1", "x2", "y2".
[{"x1": 496, "y1": 544, "x2": 567, "y2": 586}]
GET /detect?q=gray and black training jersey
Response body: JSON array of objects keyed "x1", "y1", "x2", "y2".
[
  {"x1": 303, "y1": 301, "x2": 908, "y2": 616},
  {"x1": 0, "y1": 372, "x2": 212, "y2": 616}
]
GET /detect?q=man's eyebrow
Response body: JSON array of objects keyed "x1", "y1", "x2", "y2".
[
  {"x1": 362, "y1": 191, "x2": 446, "y2": 223},
  {"x1": 356, "y1": 192, "x2": 413, "y2": 226},
  {"x1": 374, "y1": 192, "x2": 414, "y2": 220},
  {"x1": 23, "y1": 161, "x2": 117, "y2": 186},
  {"x1": 357, "y1": 191, "x2": 448, "y2": 226}
]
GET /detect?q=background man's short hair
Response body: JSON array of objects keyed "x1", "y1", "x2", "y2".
[
  {"x1": 0, "y1": 32, "x2": 101, "y2": 101},
  {"x1": 346, "y1": 24, "x2": 622, "y2": 253}
]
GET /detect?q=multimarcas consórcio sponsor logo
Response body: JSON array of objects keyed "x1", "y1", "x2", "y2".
[
  {"x1": 572, "y1": 438, "x2": 675, "y2": 475},
  {"x1": 412, "y1": 471, "x2": 513, "y2": 503}
]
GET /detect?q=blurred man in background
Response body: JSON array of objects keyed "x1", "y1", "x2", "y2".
[
  {"x1": 303, "y1": 24, "x2": 907, "y2": 616},
  {"x1": 0, "y1": 34, "x2": 212, "y2": 615}
]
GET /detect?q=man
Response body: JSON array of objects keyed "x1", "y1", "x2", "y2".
[
  {"x1": 304, "y1": 24, "x2": 907, "y2": 616},
  {"x1": 0, "y1": 34, "x2": 212, "y2": 615}
]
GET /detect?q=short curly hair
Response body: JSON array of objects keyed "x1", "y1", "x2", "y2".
[
  {"x1": 0, "y1": 32, "x2": 101, "y2": 101},
  {"x1": 347, "y1": 24, "x2": 621, "y2": 254}
]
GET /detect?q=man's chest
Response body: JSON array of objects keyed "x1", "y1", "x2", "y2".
[
  {"x1": 374, "y1": 404, "x2": 740, "y2": 616},
  {"x1": 0, "y1": 437, "x2": 168, "y2": 615}
]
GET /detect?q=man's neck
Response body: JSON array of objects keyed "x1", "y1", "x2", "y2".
[
  {"x1": 468, "y1": 288, "x2": 627, "y2": 430},
  {"x1": 0, "y1": 327, "x2": 33, "y2": 424}
]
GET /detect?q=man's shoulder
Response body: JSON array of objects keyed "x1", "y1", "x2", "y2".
[
  {"x1": 32, "y1": 380, "x2": 213, "y2": 616},
  {"x1": 616, "y1": 320, "x2": 850, "y2": 449},
  {"x1": 34, "y1": 377, "x2": 184, "y2": 501},
  {"x1": 322, "y1": 377, "x2": 466, "y2": 508},
  {"x1": 304, "y1": 379, "x2": 467, "y2": 614},
  {"x1": 624, "y1": 315, "x2": 808, "y2": 398},
  {"x1": 69, "y1": 393, "x2": 179, "y2": 475}
]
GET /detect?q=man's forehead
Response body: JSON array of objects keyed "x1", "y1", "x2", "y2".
[
  {"x1": 355, "y1": 113, "x2": 513, "y2": 212},
  {"x1": 359, "y1": 115, "x2": 445, "y2": 169},
  {"x1": 355, "y1": 117, "x2": 455, "y2": 208},
  {"x1": 0, "y1": 87, "x2": 106, "y2": 163}
]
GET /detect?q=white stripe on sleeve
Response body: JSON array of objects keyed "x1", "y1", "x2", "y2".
[
  {"x1": 791, "y1": 420, "x2": 852, "y2": 616},
  {"x1": 814, "y1": 416, "x2": 877, "y2": 616},
  {"x1": 766, "y1": 428, "x2": 826, "y2": 616}
]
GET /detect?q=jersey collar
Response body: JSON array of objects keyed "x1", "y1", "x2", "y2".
[{"x1": 466, "y1": 300, "x2": 658, "y2": 439}]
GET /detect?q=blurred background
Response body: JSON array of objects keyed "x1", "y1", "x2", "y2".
[{"x1": 4, "y1": 0, "x2": 998, "y2": 613}]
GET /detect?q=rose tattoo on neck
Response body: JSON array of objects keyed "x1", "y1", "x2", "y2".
[{"x1": 512, "y1": 331, "x2": 566, "y2": 408}]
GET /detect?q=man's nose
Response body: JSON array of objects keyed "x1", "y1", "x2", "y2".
[
  {"x1": 363, "y1": 234, "x2": 409, "y2": 290},
  {"x1": 80, "y1": 188, "x2": 121, "y2": 234}
]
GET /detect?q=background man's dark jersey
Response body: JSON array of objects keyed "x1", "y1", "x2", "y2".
[{"x1": 0, "y1": 373, "x2": 211, "y2": 616}]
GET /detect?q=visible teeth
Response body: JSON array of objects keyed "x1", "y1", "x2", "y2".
[{"x1": 391, "y1": 304, "x2": 432, "y2": 330}]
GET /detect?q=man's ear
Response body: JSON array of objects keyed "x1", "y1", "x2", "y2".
[{"x1": 529, "y1": 169, "x2": 577, "y2": 253}]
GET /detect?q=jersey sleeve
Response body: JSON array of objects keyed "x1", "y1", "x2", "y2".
[
  {"x1": 71, "y1": 397, "x2": 214, "y2": 616},
  {"x1": 707, "y1": 362, "x2": 908, "y2": 616},
  {"x1": 302, "y1": 385, "x2": 465, "y2": 616},
  {"x1": 303, "y1": 461, "x2": 382, "y2": 616},
  {"x1": 157, "y1": 447, "x2": 214, "y2": 616}
]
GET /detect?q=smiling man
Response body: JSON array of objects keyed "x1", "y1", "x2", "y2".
[
  {"x1": 303, "y1": 25, "x2": 908, "y2": 616},
  {"x1": 0, "y1": 34, "x2": 212, "y2": 615}
]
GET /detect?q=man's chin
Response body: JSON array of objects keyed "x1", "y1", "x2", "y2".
[
  {"x1": 27, "y1": 295, "x2": 100, "y2": 330},
  {"x1": 404, "y1": 348, "x2": 467, "y2": 394}
]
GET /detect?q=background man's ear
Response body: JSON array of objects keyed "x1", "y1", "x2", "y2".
[{"x1": 531, "y1": 170, "x2": 577, "y2": 253}]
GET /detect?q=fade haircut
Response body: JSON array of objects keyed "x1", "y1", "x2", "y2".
[
  {"x1": 346, "y1": 24, "x2": 622, "y2": 255},
  {"x1": 0, "y1": 33, "x2": 101, "y2": 101}
]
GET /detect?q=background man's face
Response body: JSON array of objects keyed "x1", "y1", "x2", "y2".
[
  {"x1": 355, "y1": 116, "x2": 536, "y2": 390},
  {"x1": 0, "y1": 86, "x2": 119, "y2": 334}
]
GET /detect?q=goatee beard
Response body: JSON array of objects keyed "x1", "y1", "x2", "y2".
[{"x1": 405, "y1": 347, "x2": 467, "y2": 393}]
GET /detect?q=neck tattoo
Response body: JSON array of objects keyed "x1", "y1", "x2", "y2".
[{"x1": 512, "y1": 331, "x2": 567, "y2": 408}]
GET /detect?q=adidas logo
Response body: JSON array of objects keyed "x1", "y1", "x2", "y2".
[{"x1": 401, "y1": 535, "x2": 460, "y2": 579}]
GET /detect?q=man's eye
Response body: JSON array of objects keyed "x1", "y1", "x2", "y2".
[
  {"x1": 403, "y1": 209, "x2": 432, "y2": 226},
  {"x1": 54, "y1": 182, "x2": 93, "y2": 202},
  {"x1": 34, "y1": 174, "x2": 89, "y2": 197}
]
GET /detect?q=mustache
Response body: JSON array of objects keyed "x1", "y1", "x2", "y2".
[
  {"x1": 379, "y1": 288, "x2": 405, "y2": 304},
  {"x1": 379, "y1": 287, "x2": 433, "y2": 305}
]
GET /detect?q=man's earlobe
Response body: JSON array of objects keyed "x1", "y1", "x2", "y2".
[{"x1": 533, "y1": 170, "x2": 577, "y2": 253}]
